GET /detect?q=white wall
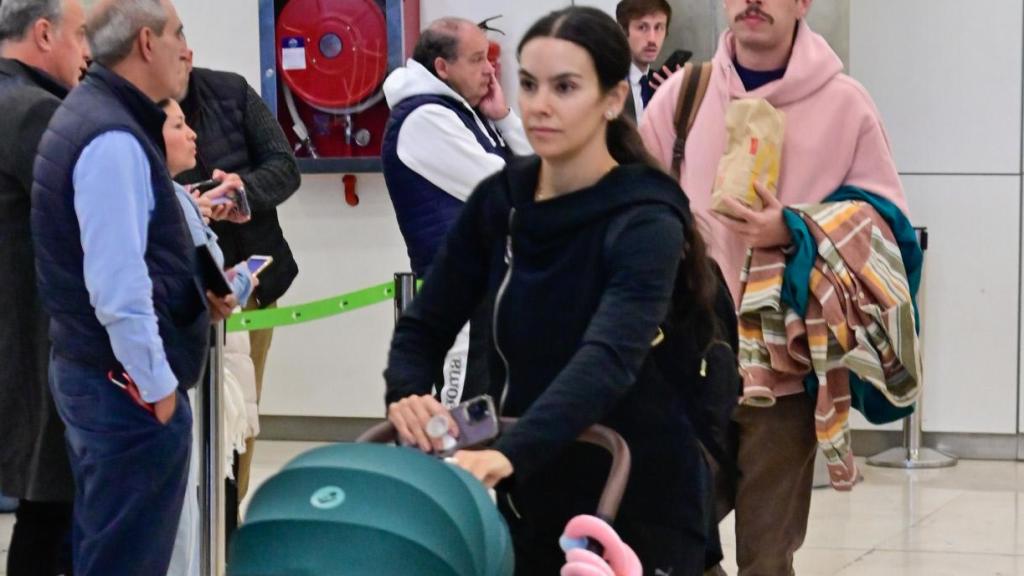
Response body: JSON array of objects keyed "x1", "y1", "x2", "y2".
[
  {"x1": 257, "y1": 174, "x2": 409, "y2": 417},
  {"x1": 849, "y1": 0, "x2": 1024, "y2": 434},
  {"x1": 176, "y1": 0, "x2": 261, "y2": 88},
  {"x1": 175, "y1": 0, "x2": 1024, "y2": 434},
  {"x1": 850, "y1": 1, "x2": 1021, "y2": 176}
]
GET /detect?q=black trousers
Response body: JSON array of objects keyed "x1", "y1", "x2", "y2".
[
  {"x1": 498, "y1": 443, "x2": 710, "y2": 576},
  {"x1": 6, "y1": 499, "x2": 73, "y2": 576}
]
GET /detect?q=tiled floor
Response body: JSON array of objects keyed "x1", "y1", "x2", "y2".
[{"x1": 5, "y1": 446, "x2": 1024, "y2": 575}]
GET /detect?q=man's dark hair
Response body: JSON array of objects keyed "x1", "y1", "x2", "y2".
[
  {"x1": 615, "y1": 0, "x2": 672, "y2": 31},
  {"x1": 412, "y1": 17, "x2": 473, "y2": 78}
]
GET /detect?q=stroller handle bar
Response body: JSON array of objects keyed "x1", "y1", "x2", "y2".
[{"x1": 356, "y1": 417, "x2": 632, "y2": 522}]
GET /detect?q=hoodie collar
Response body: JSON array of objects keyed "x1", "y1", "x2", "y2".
[
  {"x1": 383, "y1": 59, "x2": 475, "y2": 111},
  {"x1": 714, "y1": 20, "x2": 844, "y2": 106},
  {"x1": 503, "y1": 156, "x2": 689, "y2": 239}
]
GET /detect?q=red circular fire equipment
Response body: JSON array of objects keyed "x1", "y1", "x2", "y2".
[{"x1": 276, "y1": 0, "x2": 388, "y2": 110}]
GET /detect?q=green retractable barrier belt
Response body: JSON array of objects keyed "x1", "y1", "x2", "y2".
[{"x1": 226, "y1": 280, "x2": 404, "y2": 333}]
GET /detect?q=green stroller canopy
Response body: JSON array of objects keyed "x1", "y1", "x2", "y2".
[{"x1": 227, "y1": 443, "x2": 514, "y2": 576}]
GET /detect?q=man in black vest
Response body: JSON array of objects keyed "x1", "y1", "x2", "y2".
[
  {"x1": 0, "y1": 1, "x2": 90, "y2": 572},
  {"x1": 176, "y1": 50, "x2": 301, "y2": 507},
  {"x1": 30, "y1": 0, "x2": 234, "y2": 573},
  {"x1": 381, "y1": 17, "x2": 531, "y2": 415}
]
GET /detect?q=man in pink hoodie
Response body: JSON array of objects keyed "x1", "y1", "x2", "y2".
[{"x1": 640, "y1": 1, "x2": 908, "y2": 574}]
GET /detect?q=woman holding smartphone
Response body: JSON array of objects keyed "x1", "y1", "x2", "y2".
[
  {"x1": 160, "y1": 97, "x2": 262, "y2": 575},
  {"x1": 160, "y1": 98, "x2": 255, "y2": 306},
  {"x1": 384, "y1": 7, "x2": 719, "y2": 574}
]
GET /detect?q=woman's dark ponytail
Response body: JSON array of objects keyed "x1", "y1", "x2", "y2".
[
  {"x1": 607, "y1": 117, "x2": 721, "y2": 347},
  {"x1": 606, "y1": 116, "x2": 662, "y2": 171},
  {"x1": 673, "y1": 217, "x2": 722, "y2": 349}
]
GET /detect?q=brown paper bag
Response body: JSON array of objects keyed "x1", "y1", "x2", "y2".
[{"x1": 711, "y1": 99, "x2": 785, "y2": 217}]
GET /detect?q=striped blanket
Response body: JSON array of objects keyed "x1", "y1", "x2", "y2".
[{"x1": 738, "y1": 201, "x2": 922, "y2": 490}]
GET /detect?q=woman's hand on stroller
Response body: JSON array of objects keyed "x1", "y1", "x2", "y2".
[
  {"x1": 388, "y1": 394, "x2": 459, "y2": 453},
  {"x1": 451, "y1": 450, "x2": 513, "y2": 488}
]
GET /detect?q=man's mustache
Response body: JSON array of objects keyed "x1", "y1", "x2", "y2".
[{"x1": 737, "y1": 6, "x2": 774, "y2": 24}]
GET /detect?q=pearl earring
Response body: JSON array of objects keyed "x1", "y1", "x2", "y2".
[{"x1": 605, "y1": 110, "x2": 615, "y2": 120}]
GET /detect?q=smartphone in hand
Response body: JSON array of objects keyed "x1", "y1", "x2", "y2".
[
  {"x1": 190, "y1": 178, "x2": 222, "y2": 194},
  {"x1": 449, "y1": 395, "x2": 500, "y2": 452},
  {"x1": 207, "y1": 187, "x2": 251, "y2": 218},
  {"x1": 659, "y1": 49, "x2": 693, "y2": 73},
  {"x1": 198, "y1": 244, "x2": 233, "y2": 296},
  {"x1": 246, "y1": 255, "x2": 273, "y2": 278},
  {"x1": 231, "y1": 187, "x2": 251, "y2": 218}
]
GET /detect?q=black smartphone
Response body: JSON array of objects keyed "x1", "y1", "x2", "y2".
[
  {"x1": 659, "y1": 49, "x2": 693, "y2": 73},
  {"x1": 191, "y1": 178, "x2": 222, "y2": 194},
  {"x1": 197, "y1": 244, "x2": 232, "y2": 296}
]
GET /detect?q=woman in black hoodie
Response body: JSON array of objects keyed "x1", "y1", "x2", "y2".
[{"x1": 384, "y1": 7, "x2": 720, "y2": 574}]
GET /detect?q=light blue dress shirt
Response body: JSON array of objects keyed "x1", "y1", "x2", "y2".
[{"x1": 73, "y1": 131, "x2": 181, "y2": 403}]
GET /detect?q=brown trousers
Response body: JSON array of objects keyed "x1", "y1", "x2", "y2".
[
  {"x1": 234, "y1": 301, "x2": 275, "y2": 503},
  {"x1": 716, "y1": 393, "x2": 818, "y2": 576}
]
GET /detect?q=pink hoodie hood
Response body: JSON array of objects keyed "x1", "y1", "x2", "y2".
[
  {"x1": 718, "y1": 20, "x2": 844, "y2": 107},
  {"x1": 640, "y1": 20, "x2": 906, "y2": 303}
]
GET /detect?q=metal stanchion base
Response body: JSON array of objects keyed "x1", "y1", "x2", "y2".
[
  {"x1": 865, "y1": 230, "x2": 952, "y2": 472},
  {"x1": 867, "y1": 447, "x2": 958, "y2": 469}
]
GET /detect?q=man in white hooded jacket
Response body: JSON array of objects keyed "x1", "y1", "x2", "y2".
[{"x1": 381, "y1": 17, "x2": 531, "y2": 406}]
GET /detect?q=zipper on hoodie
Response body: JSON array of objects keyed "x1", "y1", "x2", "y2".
[
  {"x1": 493, "y1": 208, "x2": 516, "y2": 415},
  {"x1": 504, "y1": 492, "x2": 523, "y2": 520}
]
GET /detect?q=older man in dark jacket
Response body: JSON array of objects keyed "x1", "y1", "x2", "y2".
[{"x1": 0, "y1": 0, "x2": 90, "y2": 573}]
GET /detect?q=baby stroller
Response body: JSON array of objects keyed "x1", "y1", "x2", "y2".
[{"x1": 227, "y1": 418, "x2": 638, "y2": 575}]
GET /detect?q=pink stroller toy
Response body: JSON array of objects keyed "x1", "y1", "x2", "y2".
[{"x1": 560, "y1": 514, "x2": 642, "y2": 576}]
